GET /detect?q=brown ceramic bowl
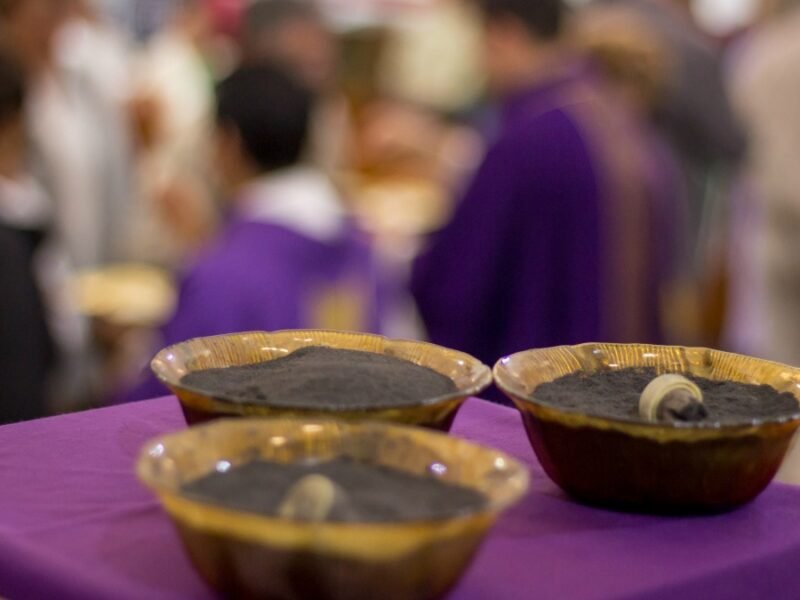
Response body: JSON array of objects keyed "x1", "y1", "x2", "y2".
[
  {"x1": 151, "y1": 330, "x2": 491, "y2": 430},
  {"x1": 137, "y1": 418, "x2": 529, "y2": 600},
  {"x1": 494, "y1": 343, "x2": 800, "y2": 513}
]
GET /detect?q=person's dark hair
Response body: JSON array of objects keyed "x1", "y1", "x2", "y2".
[
  {"x1": 0, "y1": 49, "x2": 24, "y2": 125},
  {"x1": 216, "y1": 64, "x2": 312, "y2": 172},
  {"x1": 477, "y1": 0, "x2": 564, "y2": 40},
  {"x1": 0, "y1": 0, "x2": 19, "y2": 18},
  {"x1": 242, "y1": 0, "x2": 320, "y2": 48}
]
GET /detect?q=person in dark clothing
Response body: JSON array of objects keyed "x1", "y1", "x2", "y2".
[
  {"x1": 411, "y1": 0, "x2": 675, "y2": 403},
  {"x1": 0, "y1": 49, "x2": 53, "y2": 423},
  {"x1": 0, "y1": 228, "x2": 52, "y2": 422}
]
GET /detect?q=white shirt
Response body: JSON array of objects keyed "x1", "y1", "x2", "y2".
[{"x1": 237, "y1": 167, "x2": 347, "y2": 243}]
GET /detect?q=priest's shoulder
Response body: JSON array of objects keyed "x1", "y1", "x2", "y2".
[{"x1": 491, "y1": 107, "x2": 588, "y2": 162}]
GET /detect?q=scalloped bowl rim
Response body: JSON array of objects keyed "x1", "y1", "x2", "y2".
[
  {"x1": 136, "y1": 417, "x2": 531, "y2": 532},
  {"x1": 494, "y1": 342, "x2": 800, "y2": 432},
  {"x1": 151, "y1": 329, "x2": 494, "y2": 411}
]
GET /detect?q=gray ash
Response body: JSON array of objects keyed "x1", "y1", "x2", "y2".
[
  {"x1": 181, "y1": 458, "x2": 486, "y2": 522},
  {"x1": 181, "y1": 346, "x2": 457, "y2": 409},
  {"x1": 532, "y1": 368, "x2": 799, "y2": 424}
]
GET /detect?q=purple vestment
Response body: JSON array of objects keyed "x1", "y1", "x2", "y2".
[
  {"x1": 159, "y1": 220, "x2": 383, "y2": 341},
  {"x1": 127, "y1": 168, "x2": 386, "y2": 400},
  {"x1": 412, "y1": 63, "x2": 675, "y2": 392}
]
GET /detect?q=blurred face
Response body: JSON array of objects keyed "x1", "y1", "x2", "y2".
[
  {"x1": 213, "y1": 123, "x2": 259, "y2": 196},
  {"x1": 0, "y1": 113, "x2": 26, "y2": 177},
  {"x1": 256, "y1": 18, "x2": 336, "y2": 92},
  {"x1": 2, "y1": 0, "x2": 67, "y2": 70},
  {"x1": 213, "y1": 124, "x2": 238, "y2": 194},
  {"x1": 179, "y1": 2, "x2": 214, "y2": 44},
  {"x1": 481, "y1": 15, "x2": 542, "y2": 96}
]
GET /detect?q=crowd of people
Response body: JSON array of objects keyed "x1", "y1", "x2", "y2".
[{"x1": 0, "y1": 0, "x2": 798, "y2": 421}]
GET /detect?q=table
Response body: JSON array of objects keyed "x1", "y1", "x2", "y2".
[{"x1": 1, "y1": 398, "x2": 800, "y2": 600}]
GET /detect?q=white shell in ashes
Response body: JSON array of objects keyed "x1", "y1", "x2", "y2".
[
  {"x1": 278, "y1": 474, "x2": 342, "y2": 521},
  {"x1": 639, "y1": 374, "x2": 704, "y2": 422}
]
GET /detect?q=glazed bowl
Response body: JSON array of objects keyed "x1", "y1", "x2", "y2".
[
  {"x1": 151, "y1": 330, "x2": 492, "y2": 430},
  {"x1": 137, "y1": 418, "x2": 529, "y2": 600},
  {"x1": 494, "y1": 343, "x2": 800, "y2": 513}
]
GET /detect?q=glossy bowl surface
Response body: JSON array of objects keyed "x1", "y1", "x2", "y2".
[
  {"x1": 494, "y1": 343, "x2": 800, "y2": 513},
  {"x1": 151, "y1": 330, "x2": 492, "y2": 430},
  {"x1": 137, "y1": 418, "x2": 529, "y2": 600}
]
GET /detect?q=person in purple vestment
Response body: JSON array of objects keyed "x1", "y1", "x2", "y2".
[
  {"x1": 411, "y1": 0, "x2": 674, "y2": 400},
  {"x1": 126, "y1": 64, "x2": 385, "y2": 401}
]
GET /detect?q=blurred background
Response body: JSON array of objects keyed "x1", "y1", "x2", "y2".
[{"x1": 0, "y1": 0, "x2": 797, "y2": 420}]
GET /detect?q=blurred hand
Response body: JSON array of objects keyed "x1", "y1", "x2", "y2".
[
  {"x1": 127, "y1": 93, "x2": 164, "y2": 153},
  {"x1": 157, "y1": 177, "x2": 216, "y2": 250},
  {"x1": 357, "y1": 100, "x2": 482, "y2": 187},
  {"x1": 359, "y1": 101, "x2": 443, "y2": 171},
  {"x1": 0, "y1": 120, "x2": 26, "y2": 179}
]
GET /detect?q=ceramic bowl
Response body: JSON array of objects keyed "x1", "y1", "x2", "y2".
[
  {"x1": 137, "y1": 418, "x2": 529, "y2": 600},
  {"x1": 151, "y1": 330, "x2": 491, "y2": 430},
  {"x1": 494, "y1": 343, "x2": 800, "y2": 513}
]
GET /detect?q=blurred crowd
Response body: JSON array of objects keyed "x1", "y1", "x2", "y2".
[{"x1": 1, "y1": 0, "x2": 798, "y2": 420}]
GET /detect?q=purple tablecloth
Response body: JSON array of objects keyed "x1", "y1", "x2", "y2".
[{"x1": 1, "y1": 397, "x2": 799, "y2": 600}]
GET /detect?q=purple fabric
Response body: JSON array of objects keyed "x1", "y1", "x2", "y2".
[
  {"x1": 1, "y1": 397, "x2": 800, "y2": 599},
  {"x1": 412, "y1": 65, "x2": 674, "y2": 396},
  {"x1": 413, "y1": 71, "x2": 602, "y2": 369},
  {"x1": 129, "y1": 218, "x2": 386, "y2": 401},
  {"x1": 162, "y1": 220, "x2": 383, "y2": 343}
]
